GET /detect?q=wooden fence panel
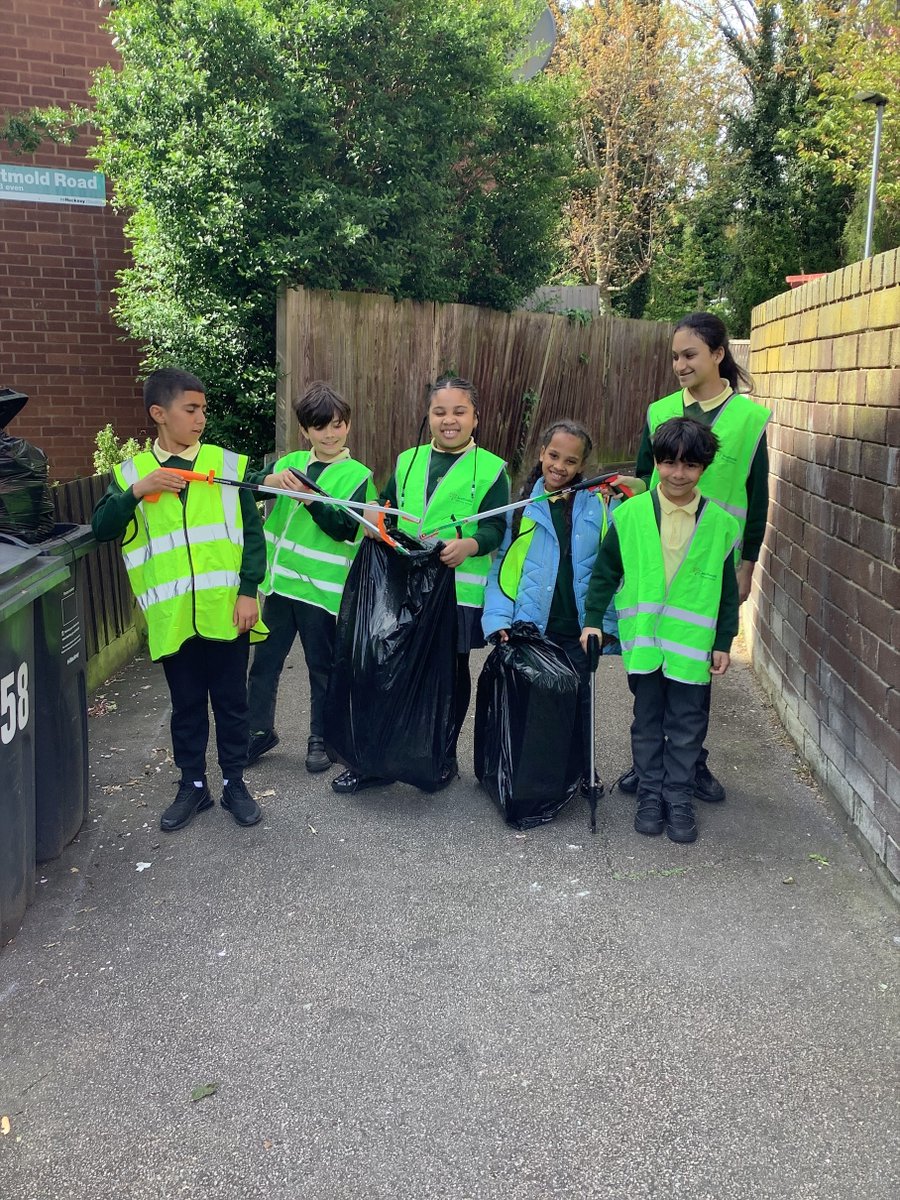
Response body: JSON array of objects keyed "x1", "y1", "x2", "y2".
[
  {"x1": 276, "y1": 287, "x2": 674, "y2": 487},
  {"x1": 53, "y1": 473, "x2": 135, "y2": 663}
]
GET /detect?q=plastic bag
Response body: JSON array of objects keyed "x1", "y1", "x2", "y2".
[
  {"x1": 0, "y1": 389, "x2": 54, "y2": 544},
  {"x1": 325, "y1": 532, "x2": 458, "y2": 791},
  {"x1": 474, "y1": 621, "x2": 581, "y2": 829}
]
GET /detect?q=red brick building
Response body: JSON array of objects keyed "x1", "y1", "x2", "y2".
[{"x1": 0, "y1": 0, "x2": 146, "y2": 480}]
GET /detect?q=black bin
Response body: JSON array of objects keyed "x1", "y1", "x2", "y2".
[
  {"x1": 0, "y1": 544, "x2": 69, "y2": 946},
  {"x1": 32, "y1": 523, "x2": 96, "y2": 862}
]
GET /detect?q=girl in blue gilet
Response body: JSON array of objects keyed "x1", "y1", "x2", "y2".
[{"x1": 482, "y1": 420, "x2": 613, "y2": 798}]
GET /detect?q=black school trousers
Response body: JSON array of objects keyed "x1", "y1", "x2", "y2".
[
  {"x1": 161, "y1": 633, "x2": 251, "y2": 781},
  {"x1": 247, "y1": 592, "x2": 335, "y2": 739},
  {"x1": 628, "y1": 669, "x2": 710, "y2": 808}
]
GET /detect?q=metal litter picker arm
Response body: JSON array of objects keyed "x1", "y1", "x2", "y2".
[
  {"x1": 421, "y1": 471, "x2": 633, "y2": 540},
  {"x1": 141, "y1": 467, "x2": 412, "y2": 549}
]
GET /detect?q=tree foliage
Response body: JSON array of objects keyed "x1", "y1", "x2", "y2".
[
  {"x1": 90, "y1": 0, "x2": 573, "y2": 457},
  {"x1": 550, "y1": 0, "x2": 727, "y2": 314},
  {"x1": 796, "y1": 0, "x2": 898, "y2": 205}
]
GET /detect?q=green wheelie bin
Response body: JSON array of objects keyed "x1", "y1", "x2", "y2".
[
  {"x1": 0, "y1": 544, "x2": 69, "y2": 946},
  {"x1": 32, "y1": 523, "x2": 96, "y2": 862}
]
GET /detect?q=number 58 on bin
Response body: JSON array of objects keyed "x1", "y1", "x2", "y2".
[{"x1": 0, "y1": 663, "x2": 29, "y2": 745}]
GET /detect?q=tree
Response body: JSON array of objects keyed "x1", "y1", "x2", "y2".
[
  {"x1": 549, "y1": 0, "x2": 727, "y2": 314},
  {"x1": 798, "y1": 0, "x2": 899, "y2": 255},
  {"x1": 85, "y1": 0, "x2": 572, "y2": 457}
]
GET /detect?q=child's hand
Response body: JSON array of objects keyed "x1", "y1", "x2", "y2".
[
  {"x1": 609, "y1": 475, "x2": 645, "y2": 497},
  {"x1": 737, "y1": 560, "x2": 754, "y2": 603},
  {"x1": 710, "y1": 651, "x2": 730, "y2": 676},
  {"x1": 233, "y1": 595, "x2": 260, "y2": 634},
  {"x1": 363, "y1": 507, "x2": 384, "y2": 538},
  {"x1": 265, "y1": 468, "x2": 313, "y2": 497},
  {"x1": 131, "y1": 468, "x2": 187, "y2": 500},
  {"x1": 579, "y1": 625, "x2": 603, "y2": 652},
  {"x1": 439, "y1": 537, "x2": 479, "y2": 568},
  {"x1": 491, "y1": 629, "x2": 509, "y2": 644}
]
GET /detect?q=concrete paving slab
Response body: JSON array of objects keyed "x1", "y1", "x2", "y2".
[{"x1": 1, "y1": 639, "x2": 898, "y2": 1199}]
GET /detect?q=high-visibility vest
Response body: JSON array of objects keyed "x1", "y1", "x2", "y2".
[
  {"x1": 261, "y1": 451, "x2": 375, "y2": 615},
  {"x1": 497, "y1": 500, "x2": 609, "y2": 603},
  {"x1": 647, "y1": 390, "x2": 770, "y2": 548},
  {"x1": 395, "y1": 444, "x2": 507, "y2": 608},
  {"x1": 115, "y1": 446, "x2": 267, "y2": 661},
  {"x1": 614, "y1": 491, "x2": 739, "y2": 684}
]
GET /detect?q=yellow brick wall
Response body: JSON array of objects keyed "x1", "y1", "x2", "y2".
[{"x1": 746, "y1": 248, "x2": 900, "y2": 898}]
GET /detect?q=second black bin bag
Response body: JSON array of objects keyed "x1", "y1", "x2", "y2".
[
  {"x1": 325, "y1": 533, "x2": 457, "y2": 792},
  {"x1": 474, "y1": 621, "x2": 581, "y2": 829}
]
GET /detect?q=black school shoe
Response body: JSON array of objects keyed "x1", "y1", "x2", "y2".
[
  {"x1": 331, "y1": 770, "x2": 392, "y2": 795},
  {"x1": 221, "y1": 778, "x2": 262, "y2": 826},
  {"x1": 305, "y1": 736, "x2": 332, "y2": 773},
  {"x1": 665, "y1": 800, "x2": 698, "y2": 844},
  {"x1": 614, "y1": 766, "x2": 639, "y2": 794},
  {"x1": 694, "y1": 763, "x2": 726, "y2": 803},
  {"x1": 634, "y1": 795, "x2": 664, "y2": 836},
  {"x1": 431, "y1": 758, "x2": 460, "y2": 792},
  {"x1": 160, "y1": 780, "x2": 213, "y2": 832},
  {"x1": 247, "y1": 729, "x2": 279, "y2": 767}
]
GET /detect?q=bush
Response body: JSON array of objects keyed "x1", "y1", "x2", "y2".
[{"x1": 93, "y1": 424, "x2": 151, "y2": 475}]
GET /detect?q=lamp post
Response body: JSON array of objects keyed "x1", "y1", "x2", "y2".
[{"x1": 855, "y1": 90, "x2": 889, "y2": 260}]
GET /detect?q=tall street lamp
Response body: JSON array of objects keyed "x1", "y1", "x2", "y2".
[{"x1": 855, "y1": 90, "x2": 889, "y2": 260}]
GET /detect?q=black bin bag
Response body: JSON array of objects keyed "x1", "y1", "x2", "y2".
[
  {"x1": 325, "y1": 532, "x2": 457, "y2": 792},
  {"x1": 0, "y1": 389, "x2": 54, "y2": 544},
  {"x1": 474, "y1": 621, "x2": 581, "y2": 829}
]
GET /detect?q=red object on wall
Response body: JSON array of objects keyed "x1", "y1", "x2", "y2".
[
  {"x1": 785, "y1": 274, "x2": 828, "y2": 289},
  {"x1": 0, "y1": 0, "x2": 147, "y2": 481}
]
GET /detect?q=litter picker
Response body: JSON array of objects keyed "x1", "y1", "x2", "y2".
[
  {"x1": 421, "y1": 470, "x2": 634, "y2": 539},
  {"x1": 586, "y1": 632, "x2": 602, "y2": 835},
  {"x1": 141, "y1": 466, "x2": 417, "y2": 552}
]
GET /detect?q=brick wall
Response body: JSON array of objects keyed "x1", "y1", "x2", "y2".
[
  {"x1": 746, "y1": 248, "x2": 900, "y2": 896},
  {"x1": 0, "y1": 0, "x2": 147, "y2": 481}
]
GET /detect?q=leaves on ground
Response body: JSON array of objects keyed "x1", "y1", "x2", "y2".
[
  {"x1": 809, "y1": 853, "x2": 829, "y2": 867},
  {"x1": 190, "y1": 1082, "x2": 219, "y2": 1103}
]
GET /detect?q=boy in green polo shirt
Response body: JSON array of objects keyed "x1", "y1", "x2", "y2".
[
  {"x1": 245, "y1": 382, "x2": 375, "y2": 772},
  {"x1": 91, "y1": 368, "x2": 268, "y2": 833},
  {"x1": 581, "y1": 417, "x2": 739, "y2": 844}
]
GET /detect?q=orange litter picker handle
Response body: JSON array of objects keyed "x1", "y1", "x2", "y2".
[{"x1": 143, "y1": 468, "x2": 215, "y2": 503}]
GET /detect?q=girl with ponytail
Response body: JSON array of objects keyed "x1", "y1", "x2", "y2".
[
  {"x1": 331, "y1": 375, "x2": 509, "y2": 796},
  {"x1": 482, "y1": 420, "x2": 617, "y2": 800}
]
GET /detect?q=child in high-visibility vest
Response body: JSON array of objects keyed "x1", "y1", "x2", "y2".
[
  {"x1": 581, "y1": 417, "x2": 740, "y2": 844},
  {"x1": 331, "y1": 375, "x2": 510, "y2": 795},
  {"x1": 245, "y1": 382, "x2": 375, "y2": 773},
  {"x1": 91, "y1": 368, "x2": 268, "y2": 833},
  {"x1": 615, "y1": 312, "x2": 770, "y2": 803},
  {"x1": 481, "y1": 419, "x2": 615, "y2": 797}
]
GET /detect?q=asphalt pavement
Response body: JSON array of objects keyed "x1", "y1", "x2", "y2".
[{"x1": 1, "y1": 637, "x2": 898, "y2": 1199}]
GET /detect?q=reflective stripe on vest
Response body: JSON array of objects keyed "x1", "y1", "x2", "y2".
[
  {"x1": 114, "y1": 445, "x2": 266, "y2": 660},
  {"x1": 647, "y1": 390, "x2": 770, "y2": 543},
  {"x1": 260, "y1": 451, "x2": 374, "y2": 615},
  {"x1": 395, "y1": 444, "x2": 507, "y2": 608},
  {"x1": 614, "y1": 491, "x2": 739, "y2": 684}
]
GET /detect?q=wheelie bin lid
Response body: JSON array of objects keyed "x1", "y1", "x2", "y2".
[
  {"x1": 0, "y1": 388, "x2": 28, "y2": 429},
  {"x1": 0, "y1": 544, "x2": 70, "y2": 624},
  {"x1": 33, "y1": 522, "x2": 96, "y2": 561}
]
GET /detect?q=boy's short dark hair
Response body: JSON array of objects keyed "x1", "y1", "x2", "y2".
[
  {"x1": 293, "y1": 381, "x2": 351, "y2": 430},
  {"x1": 652, "y1": 417, "x2": 719, "y2": 468},
  {"x1": 143, "y1": 368, "x2": 206, "y2": 415}
]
